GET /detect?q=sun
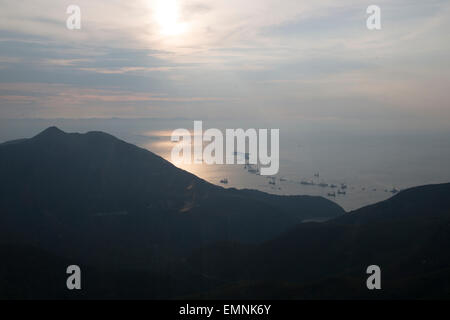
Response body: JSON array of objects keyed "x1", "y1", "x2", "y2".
[{"x1": 154, "y1": 0, "x2": 186, "y2": 36}]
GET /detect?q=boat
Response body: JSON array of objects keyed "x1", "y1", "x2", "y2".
[
  {"x1": 314, "y1": 172, "x2": 320, "y2": 177},
  {"x1": 330, "y1": 184, "x2": 337, "y2": 188},
  {"x1": 337, "y1": 190, "x2": 346, "y2": 195},
  {"x1": 327, "y1": 192, "x2": 336, "y2": 197},
  {"x1": 318, "y1": 182, "x2": 328, "y2": 188},
  {"x1": 247, "y1": 164, "x2": 259, "y2": 174},
  {"x1": 220, "y1": 178, "x2": 229, "y2": 184},
  {"x1": 390, "y1": 187, "x2": 399, "y2": 194},
  {"x1": 301, "y1": 180, "x2": 314, "y2": 186},
  {"x1": 340, "y1": 183, "x2": 347, "y2": 189},
  {"x1": 233, "y1": 151, "x2": 250, "y2": 160}
]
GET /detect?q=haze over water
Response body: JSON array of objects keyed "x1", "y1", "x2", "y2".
[
  {"x1": 1, "y1": 1, "x2": 449, "y2": 211},
  {"x1": 2, "y1": 118, "x2": 449, "y2": 211}
]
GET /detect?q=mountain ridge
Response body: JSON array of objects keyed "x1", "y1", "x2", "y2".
[
  {"x1": 184, "y1": 182, "x2": 450, "y2": 299},
  {"x1": 0, "y1": 127, "x2": 344, "y2": 266},
  {"x1": 2, "y1": 127, "x2": 448, "y2": 299}
]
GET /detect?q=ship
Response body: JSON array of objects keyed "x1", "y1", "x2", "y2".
[
  {"x1": 390, "y1": 187, "x2": 399, "y2": 194},
  {"x1": 301, "y1": 180, "x2": 314, "y2": 186}
]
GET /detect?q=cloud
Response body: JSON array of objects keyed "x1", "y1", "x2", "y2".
[
  {"x1": 43, "y1": 59, "x2": 93, "y2": 67},
  {"x1": 76, "y1": 66, "x2": 186, "y2": 74},
  {"x1": 0, "y1": 0, "x2": 449, "y2": 128}
]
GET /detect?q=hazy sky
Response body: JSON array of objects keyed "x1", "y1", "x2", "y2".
[{"x1": 0, "y1": 0, "x2": 449, "y2": 131}]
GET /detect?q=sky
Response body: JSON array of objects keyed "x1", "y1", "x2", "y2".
[{"x1": 0, "y1": 0, "x2": 449, "y2": 132}]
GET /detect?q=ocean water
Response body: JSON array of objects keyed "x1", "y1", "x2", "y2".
[{"x1": 1, "y1": 118, "x2": 450, "y2": 211}]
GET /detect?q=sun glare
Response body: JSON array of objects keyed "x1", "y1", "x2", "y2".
[{"x1": 154, "y1": 0, "x2": 186, "y2": 36}]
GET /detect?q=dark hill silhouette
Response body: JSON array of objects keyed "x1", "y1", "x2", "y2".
[
  {"x1": 186, "y1": 183, "x2": 450, "y2": 299},
  {"x1": 2, "y1": 127, "x2": 449, "y2": 299},
  {"x1": 0, "y1": 127, "x2": 343, "y2": 268},
  {"x1": 0, "y1": 244, "x2": 222, "y2": 299}
]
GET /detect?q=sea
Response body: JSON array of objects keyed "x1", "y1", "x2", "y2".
[{"x1": 1, "y1": 118, "x2": 450, "y2": 211}]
